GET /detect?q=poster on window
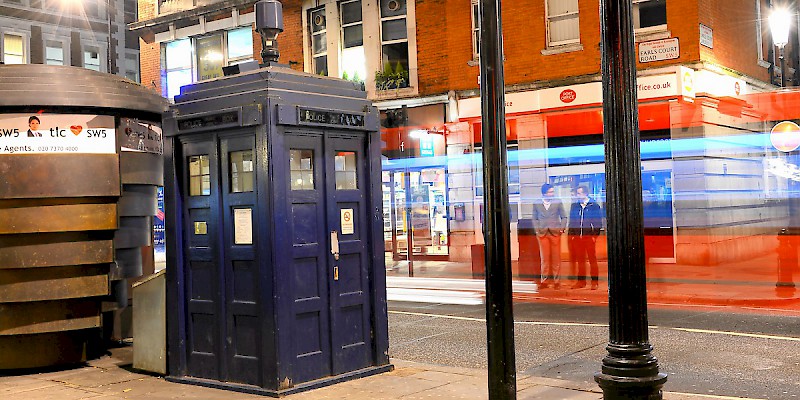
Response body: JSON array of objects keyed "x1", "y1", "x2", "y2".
[
  {"x1": 196, "y1": 34, "x2": 224, "y2": 81},
  {"x1": 120, "y1": 118, "x2": 163, "y2": 154},
  {"x1": 0, "y1": 113, "x2": 115, "y2": 154},
  {"x1": 410, "y1": 185, "x2": 432, "y2": 245}
]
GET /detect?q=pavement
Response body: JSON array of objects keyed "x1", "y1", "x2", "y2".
[
  {"x1": 0, "y1": 345, "x2": 759, "y2": 400},
  {"x1": 386, "y1": 257, "x2": 800, "y2": 316}
]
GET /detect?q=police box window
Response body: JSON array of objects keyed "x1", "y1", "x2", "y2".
[
  {"x1": 230, "y1": 150, "x2": 254, "y2": 193},
  {"x1": 189, "y1": 155, "x2": 211, "y2": 196}
]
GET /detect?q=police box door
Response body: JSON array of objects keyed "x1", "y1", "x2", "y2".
[
  {"x1": 277, "y1": 130, "x2": 372, "y2": 383},
  {"x1": 180, "y1": 133, "x2": 262, "y2": 386}
]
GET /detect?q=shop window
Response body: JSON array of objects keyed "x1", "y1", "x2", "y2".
[
  {"x1": 474, "y1": 144, "x2": 520, "y2": 200},
  {"x1": 471, "y1": 0, "x2": 480, "y2": 61},
  {"x1": 45, "y1": 41, "x2": 64, "y2": 65},
  {"x1": 340, "y1": 0, "x2": 365, "y2": 84},
  {"x1": 3, "y1": 33, "x2": 25, "y2": 64},
  {"x1": 378, "y1": 0, "x2": 409, "y2": 90},
  {"x1": 633, "y1": 0, "x2": 667, "y2": 31},
  {"x1": 196, "y1": 33, "x2": 224, "y2": 81},
  {"x1": 335, "y1": 151, "x2": 358, "y2": 190},
  {"x1": 290, "y1": 149, "x2": 315, "y2": 190},
  {"x1": 162, "y1": 38, "x2": 193, "y2": 100},
  {"x1": 309, "y1": 6, "x2": 328, "y2": 76},
  {"x1": 84, "y1": 48, "x2": 102, "y2": 71},
  {"x1": 546, "y1": 0, "x2": 580, "y2": 46},
  {"x1": 230, "y1": 150, "x2": 254, "y2": 193},
  {"x1": 189, "y1": 155, "x2": 211, "y2": 196}
]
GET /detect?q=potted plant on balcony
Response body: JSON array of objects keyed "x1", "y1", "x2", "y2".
[
  {"x1": 342, "y1": 71, "x2": 366, "y2": 91},
  {"x1": 375, "y1": 62, "x2": 409, "y2": 91}
]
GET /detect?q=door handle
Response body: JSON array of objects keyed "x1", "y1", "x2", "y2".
[{"x1": 330, "y1": 230, "x2": 340, "y2": 261}]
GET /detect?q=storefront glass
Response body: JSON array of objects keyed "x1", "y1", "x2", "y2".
[{"x1": 380, "y1": 85, "x2": 800, "y2": 309}]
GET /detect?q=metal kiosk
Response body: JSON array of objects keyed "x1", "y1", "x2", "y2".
[
  {"x1": 0, "y1": 65, "x2": 168, "y2": 369},
  {"x1": 162, "y1": 5, "x2": 390, "y2": 394}
]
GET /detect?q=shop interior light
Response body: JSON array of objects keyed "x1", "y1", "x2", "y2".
[{"x1": 409, "y1": 129, "x2": 428, "y2": 139}]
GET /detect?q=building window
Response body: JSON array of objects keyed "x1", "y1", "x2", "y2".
[
  {"x1": 471, "y1": 0, "x2": 480, "y2": 60},
  {"x1": 125, "y1": 53, "x2": 139, "y2": 82},
  {"x1": 632, "y1": 0, "x2": 667, "y2": 31},
  {"x1": 546, "y1": 0, "x2": 580, "y2": 46},
  {"x1": 3, "y1": 33, "x2": 25, "y2": 64},
  {"x1": 45, "y1": 41, "x2": 64, "y2": 65},
  {"x1": 84, "y1": 48, "x2": 102, "y2": 71},
  {"x1": 340, "y1": 0, "x2": 365, "y2": 83},
  {"x1": 309, "y1": 6, "x2": 327, "y2": 76},
  {"x1": 227, "y1": 27, "x2": 254, "y2": 65},
  {"x1": 378, "y1": 0, "x2": 409, "y2": 90},
  {"x1": 161, "y1": 28, "x2": 253, "y2": 100},
  {"x1": 162, "y1": 38, "x2": 193, "y2": 100}
]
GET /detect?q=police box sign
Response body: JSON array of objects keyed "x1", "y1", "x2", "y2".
[
  {"x1": 299, "y1": 108, "x2": 365, "y2": 128},
  {"x1": 177, "y1": 110, "x2": 239, "y2": 131},
  {"x1": 0, "y1": 113, "x2": 115, "y2": 154},
  {"x1": 639, "y1": 38, "x2": 680, "y2": 63}
]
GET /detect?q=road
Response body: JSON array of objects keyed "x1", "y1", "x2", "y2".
[{"x1": 387, "y1": 301, "x2": 800, "y2": 399}]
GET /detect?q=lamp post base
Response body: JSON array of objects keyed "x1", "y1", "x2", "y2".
[
  {"x1": 594, "y1": 344, "x2": 668, "y2": 400},
  {"x1": 594, "y1": 374, "x2": 668, "y2": 400}
]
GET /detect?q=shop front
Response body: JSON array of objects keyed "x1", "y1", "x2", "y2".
[{"x1": 379, "y1": 65, "x2": 800, "y2": 305}]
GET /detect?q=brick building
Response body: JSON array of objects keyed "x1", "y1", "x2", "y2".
[
  {"x1": 131, "y1": 1, "x2": 800, "y2": 281},
  {"x1": 1, "y1": 0, "x2": 142, "y2": 81}
]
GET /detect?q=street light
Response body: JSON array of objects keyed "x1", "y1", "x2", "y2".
[{"x1": 770, "y1": 7, "x2": 792, "y2": 87}]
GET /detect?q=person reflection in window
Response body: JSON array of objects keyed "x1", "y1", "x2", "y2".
[
  {"x1": 27, "y1": 116, "x2": 42, "y2": 137},
  {"x1": 568, "y1": 186, "x2": 602, "y2": 290},
  {"x1": 533, "y1": 183, "x2": 567, "y2": 290}
]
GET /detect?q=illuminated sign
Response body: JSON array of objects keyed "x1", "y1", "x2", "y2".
[
  {"x1": 770, "y1": 121, "x2": 800, "y2": 152},
  {"x1": 560, "y1": 89, "x2": 577, "y2": 104},
  {"x1": 0, "y1": 113, "x2": 115, "y2": 154}
]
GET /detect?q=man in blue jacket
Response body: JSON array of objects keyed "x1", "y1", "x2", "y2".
[{"x1": 568, "y1": 186, "x2": 603, "y2": 289}]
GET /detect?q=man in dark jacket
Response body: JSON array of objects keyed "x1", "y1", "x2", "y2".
[{"x1": 568, "y1": 186, "x2": 602, "y2": 289}]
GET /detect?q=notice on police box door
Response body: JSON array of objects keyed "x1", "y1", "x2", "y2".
[{"x1": 0, "y1": 113, "x2": 116, "y2": 154}]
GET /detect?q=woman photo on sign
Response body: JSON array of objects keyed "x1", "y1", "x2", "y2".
[{"x1": 27, "y1": 116, "x2": 42, "y2": 137}]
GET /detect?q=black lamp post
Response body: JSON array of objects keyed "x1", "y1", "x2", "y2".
[
  {"x1": 594, "y1": 1, "x2": 667, "y2": 398},
  {"x1": 478, "y1": 0, "x2": 517, "y2": 398},
  {"x1": 770, "y1": 7, "x2": 792, "y2": 88}
]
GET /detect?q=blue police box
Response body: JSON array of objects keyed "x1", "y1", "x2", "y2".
[{"x1": 161, "y1": 4, "x2": 390, "y2": 394}]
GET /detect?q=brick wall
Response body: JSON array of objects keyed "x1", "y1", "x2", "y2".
[
  {"x1": 139, "y1": 38, "x2": 161, "y2": 95},
  {"x1": 415, "y1": 0, "x2": 771, "y2": 98},
  {"x1": 276, "y1": 0, "x2": 304, "y2": 71},
  {"x1": 699, "y1": 0, "x2": 770, "y2": 82},
  {"x1": 136, "y1": 0, "x2": 770, "y2": 100}
]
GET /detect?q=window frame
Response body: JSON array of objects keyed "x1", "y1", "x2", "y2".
[
  {"x1": 545, "y1": 0, "x2": 581, "y2": 47},
  {"x1": 226, "y1": 27, "x2": 254, "y2": 65},
  {"x1": 308, "y1": 5, "x2": 328, "y2": 76},
  {"x1": 161, "y1": 38, "x2": 194, "y2": 100},
  {"x1": 339, "y1": 0, "x2": 366, "y2": 81},
  {"x1": 632, "y1": 0, "x2": 668, "y2": 33},
  {"x1": 83, "y1": 46, "x2": 102, "y2": 71},
  {"x1": 45, "y1": 40, "x2": 65, "y2": 65},
  {"x1": 2, "y1": 32, "x2": 27, "y2": 64},
  {"x1": 471, "y1": 0, "x2": 480, "y2": 61},
  {"x1": 378, "y1": 0, "x2": 410, "y2": 89}
]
